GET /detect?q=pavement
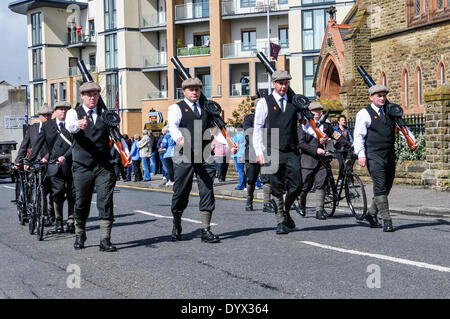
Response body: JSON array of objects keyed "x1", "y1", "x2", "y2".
[{"x1": 117, "y1": 174, "x2": 450, "y2": 218}]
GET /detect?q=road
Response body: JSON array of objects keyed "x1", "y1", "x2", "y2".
[{"x1": 0, "y1": 179, "x2": 449, "y2": 299}]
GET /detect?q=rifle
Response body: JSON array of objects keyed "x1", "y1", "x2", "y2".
[
  {"x1": 256, "y1": 51, "x2": 326, "y2": 140},
  {"x1": 171, "y1": 56, "x2": 236, "y2": 151},
  {"x1": 77, "y1": 60, "x2": 130, "y2": 167},
  {"x1": 356, "y1": 65, "x2": 415, "y2": 151}
]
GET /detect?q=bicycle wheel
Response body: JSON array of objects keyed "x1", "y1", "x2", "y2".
[
  {"x1": 36, "y1": 188, "x2": 45, "y2": 241},
  {"x1": 323, "y1": 173, "x2": 337, "y2": 218},
  {"x1": 28, "y1": 187, "x2": 37, "y2": 235},
  {"x1": 15, "y1": 180, "x2": 25, "y2": 225},
  {"x1": 345, "y1": 172, "x2": 367, "y2": 220}
]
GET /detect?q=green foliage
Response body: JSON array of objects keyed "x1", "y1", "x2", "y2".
[
  {"x1": 227, "y1": 96, "x2": 252, "y2": 127},
  {"x1": 395, "y1": 132, "x2": 426, "y2": 162}
]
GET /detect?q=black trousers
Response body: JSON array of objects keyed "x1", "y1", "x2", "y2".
[
  {"x1": 269, "y1": 151, "x2": 302, "y2": 199},
  {"x1": 133, "y1": 160, "x2": 143, "y2": 181},
  {"x1": 49, "y1": 170, "x2": 76, "y2": 203},
  {"x1": 72, "y1": 162, "x2": 116, "y2": 223},
  {"x1": 245, "y1": 162, "x2": 260, "y2": 186},
  {"x1": 367, "y1": 156, "x2": 396, "y2": 196},
  {"x1": 171, "y1": 161, "x2": 216, "y2": 213},
  {"x1": 165, "y1": 157, "x2": 174, "y2": 182},
  {"x1": 214, "y1": 156, "x2": 229, "y2": 181},
  {"x1": 301, "y1": 164, "x2": 328, "y2": 192}
]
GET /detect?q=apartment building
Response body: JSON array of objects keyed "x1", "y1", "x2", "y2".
[{"x1": 9, "y1": 0, "x2": 353, "y2": 136}]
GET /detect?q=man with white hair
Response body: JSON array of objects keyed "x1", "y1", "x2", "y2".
[{"x1": 137, "y1": 129, "x2": 152, "y2": 181}]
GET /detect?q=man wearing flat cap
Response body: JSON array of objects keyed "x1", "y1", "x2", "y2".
[
  {"x1": 167, "y1": 77, "x2": 221, "y2": 243},
  {"x1": 354, "y1": 84, "x2": 418, "y2": 232},
  {"x1": 28, "y1": 101, "x2": 76, "y2": 233},
  {"x1": 66, "y1": 81, "x2": 131, "y2": 251},
  {"x1": 253, "y1": 69, "x2": 302, "y2": 235},
  {"x1": 297, "y1": 101, "x2": 351, "y2": 220},
  {"x1": 16, "y1": 103, "x2": 56, "y2": 225}
]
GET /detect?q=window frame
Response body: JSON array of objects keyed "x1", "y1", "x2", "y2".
[
  {"x1": 303, "y1": 56, "x2": 317, "y2": 98},
  {"x1": 302, "y1": 8, "x2": 327, "y2": 52},
  {"x1": 241, "y1": 30, "x2": 256, "y2": 51},
  {"x1": 31, "y1": 12, "x2": 42, "y2": 46}
]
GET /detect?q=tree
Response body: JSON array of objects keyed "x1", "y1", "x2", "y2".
[{"x1": 226, "y1": 96, "x2": 252, "y2": 126}]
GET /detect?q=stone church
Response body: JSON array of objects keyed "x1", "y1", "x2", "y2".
[{"x1": 314, "y1": 0, "x2": 450, "y2": 118}]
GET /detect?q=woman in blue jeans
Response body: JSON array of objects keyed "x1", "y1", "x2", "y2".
[{"x1": 232, "y1": 124, "x2": 246, "y2": 190}]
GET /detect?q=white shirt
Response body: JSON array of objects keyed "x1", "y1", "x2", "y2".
[
  {"x1": 253, "y1": 92, "x2": 288, "y2": 156},
  {"x1": 167, "y1": 97, "x2": 202, "y2": 142},
  {"x1": 65, "y1": 104, "x2": 98, "y2": 134},
  {"x1": 353, "y1": 103, "x2": 414, "y2": 158},
  {"x1": 302, "y1": 120, "x2": 325, "y2": 139}
]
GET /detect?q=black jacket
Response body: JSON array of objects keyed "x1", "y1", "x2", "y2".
[{"x1": 15, "y1": 122, "x2": 49, "y2": 163}]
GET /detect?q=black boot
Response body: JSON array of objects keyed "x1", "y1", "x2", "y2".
[
  {"x1": 201, "y1": 228, "x2": 220, "y2": 243},
  {"x1": 66, "y1": 223, "x2": 75, "y2": 234},
  {"x1": 55, "y1": 219, "x2": 64, "y2": 233},
  {"x1": 276, "y1": 223, "x2": 289, "y2": 235},
  {"x1": 383, "y1": 220, "x2": 395, "y2": 232},
  {"x1": 74, "y1": 234, "x2": 86, "y2": 250},
  {"x1": 171, "y1": 224, "x2": 182, "y2": 241},
  {"x1": 315, "y1": 210, "x2": 327, "y2": 220},
  {"x1": 99, "y1": 239, "x2": 117, "y2": 252},
  {"x1": 365, "y1": 213, "x2": 382, "y2": 228},
  {"x1": 263, "y1": 203, "x2": 274, "y2": 213},
  {"x1": 285, "y1": 212, "x2": 296, "y2": 229}
]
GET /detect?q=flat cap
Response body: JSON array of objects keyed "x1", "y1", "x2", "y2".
[
  {"x1": 272, "y1": 70, "x2": 292, "y2": 82},
  {"x1": 54, "y1": 101, "x2": 71, "y2": 109},
  {"x1": 182, "y1": 77, "x2": 203, "y2": 89},
  {"x1": 38, "y1": 103, "x2": 53, "y2": 115},
  {"x1": 80, "y1": 81, "x2": 101, "y2": 93},
  {"x1": 308, "y1": 101, "x2": 324, "y2": 111},
  {"x1": 369, "y1": 84, "x2": 389, "y2": 96},
  {"x1": 142, "y1": 129, "x2": 148, "y2": 135}
]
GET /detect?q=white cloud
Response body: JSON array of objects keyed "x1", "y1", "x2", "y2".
[{"x1": 0, "y1": 3, "x2": 29, "y2": 86}]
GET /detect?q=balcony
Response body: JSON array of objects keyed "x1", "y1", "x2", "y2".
[
  {"x1": 222, "y1": 0, "x2": 289, "y2": 18},
  {"x1": 69, "y1": 65, "x2": 96, "y2": 77},
  {"x1": 67, "y1": 31, "x2": 96, "y2": 48},
  {"x1": 142, "y1": 52, "x2": 168, "y2": 71},
  {"x1": 223, "y1": 39, "x2": 288, "y2": 58},
  {"x1": 141, "y1": 12, "x2": 167, "y2": 30},
  {"x1": 147, "y1": 90, "x2": 168, "y2": 100},
  {"x1": 231, "y1": 83, "x2": 250, "y2": 97},
  {"x1": 175, "y1": 2, "x2": 209, "y2": 22},
  {"x1": 177, "y1": 45, "x2": 210, "y2": 57}
]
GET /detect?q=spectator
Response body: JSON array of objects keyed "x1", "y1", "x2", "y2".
[
  {"x1": 232, "y1": 123, "x2": 246, "y2": 190},
  {"x1": 240, "y1": 75, "x2": 250, "y2": 96},
  {"x1": 157, "y1": 128, "x2": 168, "y2": 180},
  {"x1": 130, "y1": 134, "x2": 143, "y2": 182},
  {"x1": 137, "y1": 129, "x2": 152, "y2": 181},
  {"x1": 203, "y1": 37, "x2": 210, "y2": 47},
  {"x1": 149, "y1": 130, "x2": 158, "y2": 175},
  {"x1": 123, "y1": 134, "x2": 132, "y2": 182},
  {"x1": 333, "y1": 114, "x2": 354, "y2": 176},
  {"x1": 162, "y1": 129, "x2": 175, "y2": 186},
  {"x1": 211, "y1": 131, "x2": 229, "y2": 182}
]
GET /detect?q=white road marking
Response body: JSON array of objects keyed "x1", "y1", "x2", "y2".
[
  {"x1": 134, "y1": 210, "x2": 217, "y2": 226},
  {"x1": 299, "y1": 241, "x2": 450, "y2": 273},
  {"x1": 2, "y1": 186, "x2": 15, "y2": 190}
]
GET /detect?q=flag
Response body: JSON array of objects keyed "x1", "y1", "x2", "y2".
[
  {"x1": 76, "y1": 26, "x2": 82, "y2": 35},
  {"x1": 115, "y1": 87, "x2": 119, "y2": 113},
  {"x1": 270, "y1": 41, "x2": 282, "y2": 61}
]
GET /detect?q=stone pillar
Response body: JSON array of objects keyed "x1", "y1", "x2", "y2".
[{"x1": 422, "y1": 84, "x2": 450, "y2": 191}]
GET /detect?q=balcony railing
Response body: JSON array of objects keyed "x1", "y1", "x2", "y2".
[
  {"x1": 69, "y1": 65, "x2": 96, "y2": 77},
  {"x1": 175, "y1": 2, "x2": 209, "y2": 20},
  {"x1": 147, "y1": 90, "x2": 168, "y2": 99},
  {"x1": 231, "y1": 83, "x2": 250, "y2": 96},
  {"x1": 143, "y1": 52, "x2": 168, "y2": 68},
  {"x1": 222, "y1": 0, "x2": 289, "y2": 16},
  {"x1": 177, "y1": 46, "x2": 210, "y2": 57},
  {"x1": 68, "y1": 31, "x2": 96, "y2": 46},
  {"x1": 223, "y1": 39, "x2": 288, "y2": 58},
  {"x1": 141, "y1": 12, "x2": 167, "y2": 28}
]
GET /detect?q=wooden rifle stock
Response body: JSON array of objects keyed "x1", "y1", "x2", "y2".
[
  {"x1": 356, "y1": 65, "x2": 415, "y2": 151},
  {"x1": 77, "y1": 60, "x2": 130, "y2": 167},
  {"x1": 257, "y1": 51, "x2": 326, "y2": 140}
]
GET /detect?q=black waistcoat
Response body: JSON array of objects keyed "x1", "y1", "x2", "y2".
[
  {"x1": 364, "y1": 105, "x2": 396, "y2": 160},
  {"x1": 264, "y1": 94, "x2": 298, "y2": 152},
  {"x1": 177, "y1": 100, "x2": 211, "y2": 156},
  {"x1": 73, "y1": 105, "x2": 111, "y2": 166}
]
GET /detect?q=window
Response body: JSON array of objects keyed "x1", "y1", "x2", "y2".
[
  {"x1": 241, "y1": 30, "x2": 256, "y2": 51},
  {"x1": 380, "y1": 71, "x2": 387, "y2": 86},
  {"x1": 241, "y1": 0, "x2": 256, "y2": 8},
  {"x1": 279, "y1": 0, "x2": 288, "y2": 4},
  {"x1": 302, "y1": 0, "x2": 334, "y2": 4},
  {"x1": 438, "y1": 0, "x2": 444, "y2": 9},
  {"x1": 279, "y1": 27, "x2": 289, "y2": 48},
  {"x1": 193, "y1": 34, "x2": 209, "y2": 46},
  {"x1": 303, "y1": 56, "x2": 317, "y2": 98},
  {"x1": 32, "y1": 49, "x2": 43, "y2": 80},
  {"x1": 50, "y1": 83, "x2": 57, "y2": 107},
  {"x1": 416, "y1": 67, "x2": 423, "y2": 105},
  {"x1": 408, "y1": 0, "x2": 450, "y2": 26},
  {"x1": 402, "y1": 70, "x2": 409, "y2": 108},
  {"x1": 302, "y1": 9, "x2": 327, "y2": 52},
  {"x1": 106, "y1": 73, "x2": 118, "y2": 110},
  {"x1": 104, "y1": 0, "x2": 117, "y2": 31},
  {"x1": 89, "y1": 54, "x2": 96, "y2": 69},
  {"x1": 414, "y1": 0, "x2": 421, "y2": 16},
  {"x1": 59, "y1": 82, "x2": 66, "y2": 101},
  {"x1": 437, "y1": 62, "x2": 445, "y2": 85},
  {"x1": 105, "y1": 34, "x2": 117, "y2": 70},
  {"x1": 31, "y1": 13, "x2": 42, "y2": 46},
  {"x1": 88, "y1": 20, "x2": 95, "y2": 37},
  {"x1": 33, "y1": 84, "x2": 43, "y2": 115}
]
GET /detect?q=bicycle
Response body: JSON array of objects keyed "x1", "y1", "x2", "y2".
[
  {"x1": 320, "y1": 148, "x2": 368, "y2": 220},
  {"x1": 11, "y1": 161, "x2": 30, "y2": 226},
  {"x1": 26, "y1": 160, "x2": 51, "y2": 241}
]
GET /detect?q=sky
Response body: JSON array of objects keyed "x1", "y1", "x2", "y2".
[{"x1": 0, "y1": 2, "x2": 29, "y2": 87}]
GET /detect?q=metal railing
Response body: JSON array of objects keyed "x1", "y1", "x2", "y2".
[
  {"x1": 177, "y1": 46, "x2": 210, "y2": 57},
  {"x1": 147, "y1": 90, "x2": 168, "y2": 99},
  {"x1": 68, "y1": 31, "x2": 96, "y2": 45},
  {"x1": 222, "y1": 0, "x2": 289, "y2": 16},
  {"x1": 141, "y1": 12, "x2": 167, "y2": 28},
  {"x1": 175, "y1": 2, "x2": 209, "y2": 20},
  {"x1": 231, "y1": 83, "x2": 250, "y2": 96},
  {"x1": 143, "y1": 52, "x2": 168, "y2": 68}
]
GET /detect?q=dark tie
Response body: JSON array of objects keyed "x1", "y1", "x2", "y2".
[
  {"x1": 379, "y1": 107, "x2": 385, "y2": 122},
  {"x1": 59, "y1": 122, "x2": 64, "y2": 131},
  {"x1": 193, "y1": 103, "x2": 201, "y2": 119},
  {"x1": 279, "y1": 98, "x2": 285, "y2": 112},
  {"x1": 87, "y1": 110, "x2": 94, "y2": 123}
]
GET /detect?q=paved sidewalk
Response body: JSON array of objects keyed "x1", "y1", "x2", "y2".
[{"x1": 116, "y1": 175, "x2": 450, "y2": 217}]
